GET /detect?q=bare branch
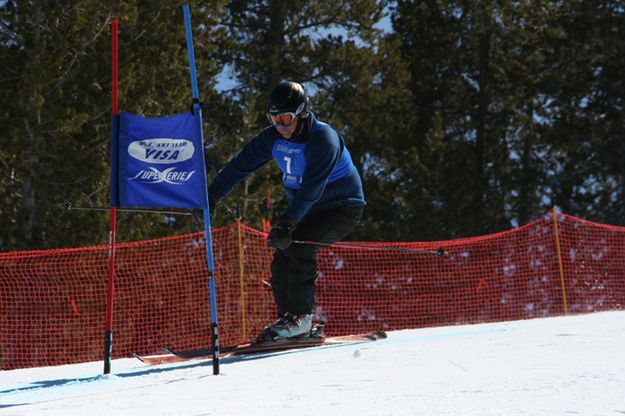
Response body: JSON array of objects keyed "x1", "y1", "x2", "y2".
[{"x1": 49, "y1": 12, "x2": 112, "y2": 93}]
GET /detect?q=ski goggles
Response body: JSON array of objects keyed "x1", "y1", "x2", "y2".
[{"x1": 267, "y1": 103, "x2": 306, "y2": 127}]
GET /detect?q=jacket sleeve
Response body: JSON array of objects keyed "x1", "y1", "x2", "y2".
[
  {"x1": 209, "y1": 129, "x2": 274, "y2": 198},
  {"x1": 282, "y1": 127, "x2": 342, "y2": 223}
]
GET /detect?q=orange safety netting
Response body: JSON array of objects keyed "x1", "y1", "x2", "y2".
[{"x1": 1, "y1": 210, "x2": 624, "y2": 370}]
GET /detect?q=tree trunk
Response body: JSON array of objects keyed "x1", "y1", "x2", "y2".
[
  {"x1": 20, "y1": 5, "x2": 43, "y2": 248},
  {"x1": 473, "y1": 30, "x2": 491, "y2": 214},
  {"x1": 22, "y1": 122, "x2": 37, "y2": 245},
  {"x1": 619, "y1": 133, "x2": 625, "y2": 225},
  {"x1": 518, "y1": 103, "x2": 534, "y2": 226},
  {"x1": 266, "y1": 0, "x2": 286, "y2": 88}
]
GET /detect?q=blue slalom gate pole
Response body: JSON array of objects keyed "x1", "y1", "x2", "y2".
[{"x1": 183, "y1": 4, "x2": 220, "y2": 375}]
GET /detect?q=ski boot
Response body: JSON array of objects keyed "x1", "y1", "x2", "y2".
[{"x1": 258, "y1": 313, "x2": 314, "y2": 343}]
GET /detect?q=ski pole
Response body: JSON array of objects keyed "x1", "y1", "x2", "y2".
[
  {"x1": 292, "y1": 240, "x2": 446, "y2": 256},
  {"x1": 62, "y1": 202, "x2": 192, "y2": 216}
]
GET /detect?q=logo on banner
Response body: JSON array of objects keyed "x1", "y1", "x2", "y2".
[
  {"x1": 130, "y1": 167, "x2": 196, "y2": 185},
  {"x1": 128, "y1": 138, "x2": 195, "y2": 164},
  {"x1": 128, "y1": 137, "x2": 197, "y2": 185}
]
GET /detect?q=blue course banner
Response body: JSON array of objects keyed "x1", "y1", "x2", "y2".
[{"x1": 116, "y1": 111, "x2": 207, "y2": 209}]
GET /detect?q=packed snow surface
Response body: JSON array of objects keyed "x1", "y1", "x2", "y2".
[{"x1": 1, "y1": 311, "x2": 624, "y2": 415}]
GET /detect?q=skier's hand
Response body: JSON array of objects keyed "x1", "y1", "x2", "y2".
[{"x1": 267, "y1": 218, "x2": 296, "y2": 250}]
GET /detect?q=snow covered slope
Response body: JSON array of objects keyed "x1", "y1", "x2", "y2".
[{"x1": 1, "y1": 311, "x2": 624, "y2": 416}]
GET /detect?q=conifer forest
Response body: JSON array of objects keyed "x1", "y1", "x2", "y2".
[{"x1": 1, "y1": 1, "x2": 623, "y2": 250}]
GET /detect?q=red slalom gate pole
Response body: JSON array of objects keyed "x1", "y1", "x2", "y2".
[{"x1": 104, "y1": 16, "x2": 119, "y2": 375}]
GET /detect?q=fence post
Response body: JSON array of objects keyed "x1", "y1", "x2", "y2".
[
  {"x1": 236, "y1": 217, "x2": 247, "y2": 339},
  {"x1": 552, "y1": 206, "x2": 568, "y2": 314}
]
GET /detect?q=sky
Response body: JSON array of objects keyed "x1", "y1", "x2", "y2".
[{"x1": 1, "y1": 311, "x2": 624, "y2": 416}]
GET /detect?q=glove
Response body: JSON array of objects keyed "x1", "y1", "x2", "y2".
[{"x1": 267, "y1": 217, "x2": 296, "y2": 250}]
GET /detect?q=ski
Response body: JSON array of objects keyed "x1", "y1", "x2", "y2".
[
  {"x1": 226, "y1": 335, "x2": 326, "y2": 356},
  {"x1": 132, "y1": 352, "x2": 191, "y2": 366},
  {"x1": 173, "y1": 330, "x2": 387, "y2": 358},
  {"x1": 134, "y1": 330, "x2": 387, "y2": 365}
]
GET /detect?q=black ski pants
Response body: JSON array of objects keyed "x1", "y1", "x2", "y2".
[{"x1": 270, "y1": 205, "x2": 363, "y2": 316}]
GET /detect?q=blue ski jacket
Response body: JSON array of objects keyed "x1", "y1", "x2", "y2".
[{"x1": 209, "y1": 113, "x2": 365, "y2": 223}]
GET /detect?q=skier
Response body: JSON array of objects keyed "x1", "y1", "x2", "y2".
[{"x1": 207, "y1": 81, "x2": 365, "y2": 341}]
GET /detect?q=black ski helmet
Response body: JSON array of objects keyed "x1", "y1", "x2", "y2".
[{"x1": 267, "y1": 81, "x2": 310, "y2": 116}]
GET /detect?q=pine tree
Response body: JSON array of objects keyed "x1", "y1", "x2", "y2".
[
  {"x1": 389, "y1": 1, "x2": 513, "y2": 238},
  {"x1": 542, "y1": 0, "x2": 625, "y2": 225},
  {"x1": 0, "y1": 1, "x2": 228, "y2": 249},
  {"x1": 0, "y1": 1, "x2": 113, "y2": 249}
]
